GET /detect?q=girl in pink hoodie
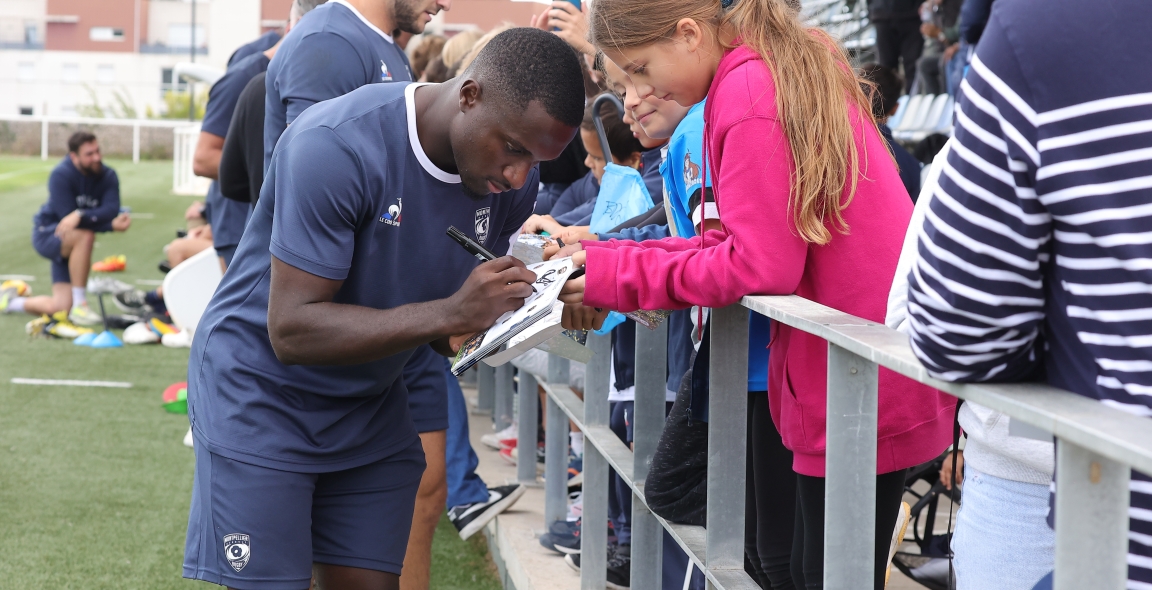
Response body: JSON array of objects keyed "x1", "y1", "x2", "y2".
[{"x1": 550, "y1": 0, "x2": 957, "y2": 587}]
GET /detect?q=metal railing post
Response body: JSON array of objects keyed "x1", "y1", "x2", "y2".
[
  {"x1": 476, "y1": 364, "x2": 495, "y2": 415},
  {"x1": 632, "y1": 322, "x2": 668, "y2": 590},
  {"x1": 582, "y1": 333, "x2": 612, "y2": 590},
  {"x1": 494, "y1": 360, "x2": 515, "y2": 431},
  {"x1": 823, "y1": 343, "x2": 879, "y2": 589},
  {"x1": 132, "y1": 121, "x2": 140, "y2": 163},
  {"x1": 545, "y1": 355, "x2": 571, "y2": 527},
  {"x1": 1053, "y1": 440, "x2": 1130, "y2": 590},
  {"x1": 517, "y1": 370, "x2": 540, "y2": 485},
  {"x1": 707, "y1": 305, "x2": 750, "y2": 583}
]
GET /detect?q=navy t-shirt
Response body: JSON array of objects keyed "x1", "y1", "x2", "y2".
[
  {"x1": 227, "y1": 30, "x2": 280, "y2": 69},
  {"x1": 203, "y1": 53, "x2": 271, "y2": 248},
  {"x1": 188, "y1": 82, "x2": 537, "y2": 471},
  {"x1": 264, "y1": 0, "x2": 413, "y2": 171}
]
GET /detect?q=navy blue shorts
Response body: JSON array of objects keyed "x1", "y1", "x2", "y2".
[
  {"x1": 215, "y1": 244, "x2": 238, "y2": 267},
  {"x1": 32, "y1": 224, "x2": 71, "y2": 284},
  {"x1": 183, "y1": 438, "x2": 425, "y2": 589},
  {"x1": 403, "y1": 345, "x2": 450, "y2": 433}
]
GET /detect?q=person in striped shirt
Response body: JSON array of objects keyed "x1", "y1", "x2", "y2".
[{"x1": 906, "y1": 0, "x2": 1152, "y2": 586}]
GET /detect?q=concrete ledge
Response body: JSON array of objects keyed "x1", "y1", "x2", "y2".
[{"x1": 465, "y1": 386, "x2": 578, "y2": 590}]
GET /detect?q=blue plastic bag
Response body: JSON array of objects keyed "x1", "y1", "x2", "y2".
[{"x1": 589, "y1": 162, "x2": 653, "y2": 235}]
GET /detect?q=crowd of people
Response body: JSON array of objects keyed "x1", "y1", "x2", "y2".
[{"x1": 3, "y1": 0, "x2": 1149, "y2": 589}]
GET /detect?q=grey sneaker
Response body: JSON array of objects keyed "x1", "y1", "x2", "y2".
[{"x1": 87, "y1": 276, "x2": 134, "y2": 295}]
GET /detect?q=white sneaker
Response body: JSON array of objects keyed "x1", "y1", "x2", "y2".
[
  {"x1": 162, "y1": 329, "x2": 193, "y2": 348},
  {"x1": 481, "y1": 423, "x2": 518, "y2": 450},
  {"x1": 68, "y1": 304, "x2": 103, "y2": 326},
  {"x1": 123, "y1": 321, "x2": 160, "y2": 344},
  {"x1": 183, "y1": 427, "x2": 194, "y2": 448}
]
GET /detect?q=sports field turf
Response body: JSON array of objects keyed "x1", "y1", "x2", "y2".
[{"x1": 0, "y1": 155, "x2": 500, "y2": 590}]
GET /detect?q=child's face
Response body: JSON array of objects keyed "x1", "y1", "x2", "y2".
[
  {"x1": 581, "y1": 128, "x2": 609, "y2": 183},
  {"x1": 602, "y1": 19, "x2": 719, "y2": 108},
  {"x1": 603, "y1": 58, "x2": 690, "y2": 142}
]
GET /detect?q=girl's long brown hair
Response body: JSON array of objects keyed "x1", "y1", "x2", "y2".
[{"x1": 589, "y1": 0, "x2": 875, "y2": 244}]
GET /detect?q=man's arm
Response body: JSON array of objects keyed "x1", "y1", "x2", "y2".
[
  {"x1": 193, "y1": 132, "x2": 225, "y2": 179},
  {"x1": 267, "y1": 255, "x2": 536, "y2": 365},
  {"x1": 906, "y1": 13, "x2": 1051, "y2": 382}
]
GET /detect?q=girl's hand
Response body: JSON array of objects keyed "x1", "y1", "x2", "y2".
[
  {"x1": 530, "y1": 2, "x2": 593, "y2": 55},
  {"x1": 545, "y1": 241, "x2": 586, "y2": 261},
  {"x1": 522, "y1": 214, "x2": 563, "y2": 236},
  {"x1": 546, "y1": 2, "x2": 593, "y2": 56}
]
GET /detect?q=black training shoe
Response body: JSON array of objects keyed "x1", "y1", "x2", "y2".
[
  {"x1": 564, "y1": 543, "x2": 630, "y2": 589},
  {"x1": 113, "y1": 289, "x2": 150, "y2": 313},
  {"x1": 446, "y1": 484, "x2": 526, "y2": 541}
]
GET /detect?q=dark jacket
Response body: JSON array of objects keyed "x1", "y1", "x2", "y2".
[
  {"x1": 34, "y1": 157, "x2": 119, "y2": 231},
  {"x1": 867, "y1": 0, "x2": 921, "y2": 21}
]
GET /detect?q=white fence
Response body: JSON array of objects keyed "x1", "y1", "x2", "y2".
[{"x1": 0, "y1": 114, "x2": 206, "y2": 196}]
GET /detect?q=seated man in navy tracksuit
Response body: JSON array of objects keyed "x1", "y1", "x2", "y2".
[{"x1": 1, "y1": 131, "x2": 130, "y2": 325}]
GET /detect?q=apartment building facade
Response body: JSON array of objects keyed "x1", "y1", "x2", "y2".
[{"x1": 0, "y1": 0, "x2": 545, "y2": 119}]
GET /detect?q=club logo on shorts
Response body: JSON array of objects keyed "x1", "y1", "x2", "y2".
[
  {"x1": 474, "y1": 207, "x2": 491, "y2": 244},
  {"x1": 380, "y1": 60, "x2": 393, "y2": 82},
  {"x1": 380, "y1": 198, "x2": 402, "y2": 227},
  {"x1": 223, "y1": 533, "x2": 251, "y2": 572}
]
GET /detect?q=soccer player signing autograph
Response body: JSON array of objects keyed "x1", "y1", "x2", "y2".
[{"x1": 182, "y1": 29, "x2": 597, "y2": 590}]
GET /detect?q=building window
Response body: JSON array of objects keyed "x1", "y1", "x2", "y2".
[
  {"x1": 62, "y1": 63, "x2": 80, "y2": 83},
  {"x1": 90, "y1": 27, "x2": 125, "y2": 42},
  {"x1": 161, "y1": 67, "x2": 188, "y2": 94},
  {"x1": 167, "y1": 24, "x2": 206, "y2": 50},
  {"x1": 18, "y1": 62, "x2": 35, "y2": 81},
  {"x1": 97, "y1": 65, "x2": 115, "y2": 85},
  {"x1": 19, "y1": 107, "x2": 34, "y2": 116}
]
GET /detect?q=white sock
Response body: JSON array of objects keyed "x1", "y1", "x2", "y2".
[
  {"x1": 570, "y1": 432, "x2": 584, "y2": 458},
  {"x1": 72, "y1": 287, "x2": 86, "y2": 307},
  {"x1": 7, "y1": 297, "x2": 25, "y2": 313}
]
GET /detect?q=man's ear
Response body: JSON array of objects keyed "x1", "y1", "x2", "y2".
[
  {"x1": 623, "y1": 151, "x2": 643, "y2": 169},
  {"x1": 458, "y1": 79, "x2": 482, "y2": 113}
]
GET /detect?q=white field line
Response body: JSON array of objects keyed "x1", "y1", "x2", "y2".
[
  {"x1": 10, "y1": 378, "x2": 133, "y2": 388},
  {"x1": 0, "y1": 275, "x2": 36, "y2": 281}
]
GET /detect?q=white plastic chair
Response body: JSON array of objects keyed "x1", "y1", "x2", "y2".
[
  {"x1": 892, "y1": 94, "x2": 930, "y2": 137},
  {"x1": 887, "y1": 94, "x2": 911, "y2": 129},
  {"x1": 162, "y1": 247, "x2": 223, "y2": 334},
  {"x1": 900, "y1": 94, "x2": 952, "y2": 143}
]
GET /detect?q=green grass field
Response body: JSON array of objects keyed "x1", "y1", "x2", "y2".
[{"x1": 0, "y1": 155, "x2": 499, "y2": 590}]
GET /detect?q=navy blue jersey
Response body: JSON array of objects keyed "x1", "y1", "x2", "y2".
[
  {"x1": 203, "y1": 52, "x2": 271, "y2": 138},
  {"x1": 227, "y1": 30, "x2": 280, "y2": 69},
  {"x1": 201, "y1": 52, "x2": 270, "y2": 248},
  {"x1": 263, "y1": 0, "x2": 412, "y2": 171},
  {"x1": 639, "y1": 147, "x2": 664, "y2": 205},
  {"x1": 188, "y1": 82, "x2": 536, "y2": 472},
  {"x1": 33, "y1": 158, "x2": 119, "y2": 231}
]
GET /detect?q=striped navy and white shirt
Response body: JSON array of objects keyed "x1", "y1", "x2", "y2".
[{"x1": 906, "y1": 0, "x2": 1152, "y2": 583}]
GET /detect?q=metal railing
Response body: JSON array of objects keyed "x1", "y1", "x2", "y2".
[{"x1": 508, "y1": 295, "x2": 1152, "y2": 590}]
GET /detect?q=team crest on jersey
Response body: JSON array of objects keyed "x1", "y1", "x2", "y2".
[
  {"x1": 223, "y1": 533, "x2": 251, "y2": 572},
  {"x1": 683, "y1": 151, "x2": 701, "y2": 188},
  {"x1": 380, "y1": 198, "x2": 402, "y2": 226},
  {"x1": 474, "y1": 207, "x2": 491, "y2": 243},
  {"x1": 380, "y1": 60, "x2": 393, "y2": 82}
]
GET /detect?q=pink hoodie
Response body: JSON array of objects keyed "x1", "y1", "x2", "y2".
[{"x1": 583, "y1": 46, "x2": 954, "y2": 477}]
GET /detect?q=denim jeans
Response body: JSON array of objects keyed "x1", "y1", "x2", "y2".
[
  {"x1": 953, "y1": 465, "x2": 1055, "y2": 590},
  {"x1": 444, "y1": 359, "x2": 491, "y2": 509}
]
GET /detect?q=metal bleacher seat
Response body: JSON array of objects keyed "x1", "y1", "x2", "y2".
[{"x1": 889, "y1": 94, "x2": 955, "y2": 146}]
